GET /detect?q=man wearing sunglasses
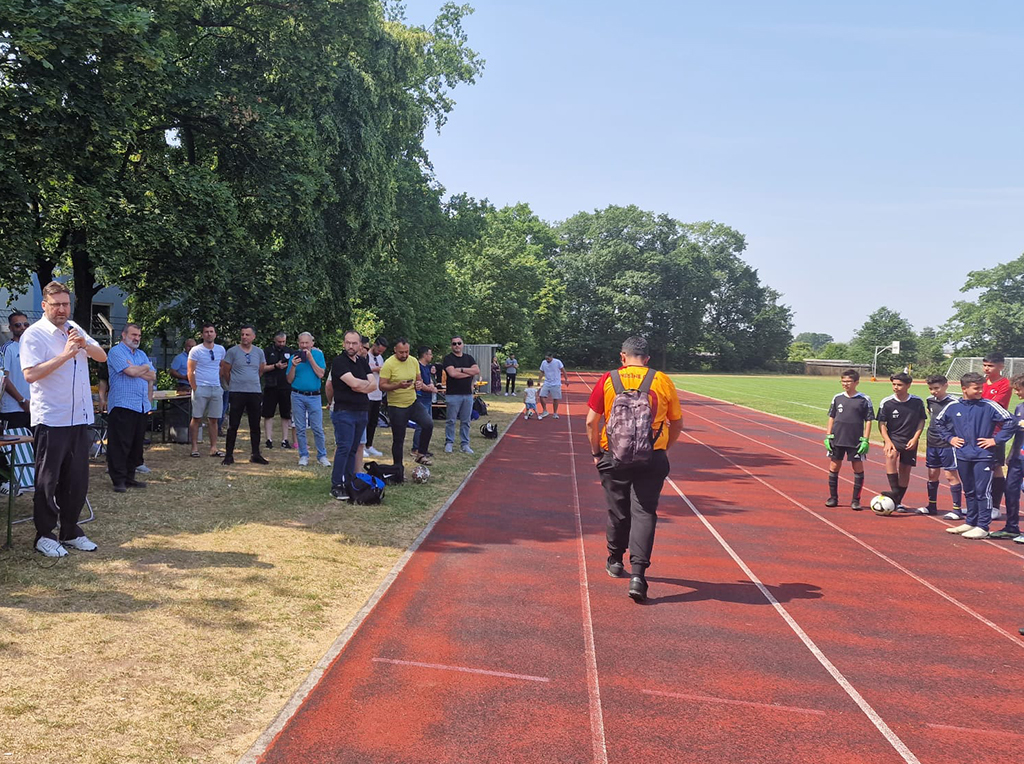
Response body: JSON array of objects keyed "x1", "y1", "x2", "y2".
[
  {"x1": 220, "y1": 325, "x2": 269, "y2": 466},
  {"x1": 1, "y1": 312, "x2": 32, "y2": 431},
  {"x1": 443, "y1": 336, "x2": 480, "y2": 454},
  {"x1": 187, "y1": 323, "x2": 227, "y2": 457}
]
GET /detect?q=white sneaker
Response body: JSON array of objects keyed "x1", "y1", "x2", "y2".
[
  {"x1": 444, "y1": 443, "x2": 453, "y2": 453},
  {"x1": 991, "y1": 507, "x2": 1002, "y2": 521},
  {"x1": 942, "y1": 511, "x2": 963, "y2": 521},
  {"x1": 62, "y1": 535, "x2": 98, "y2": 552},
  {"x1": 538, "y1": 412, "x2": 549, "y2": 420},
  {"x1": 317, "y1": 456, "x2": 331, "y2": 467},
  {"x1": 553, "y1": 414, "x2": 560, "y2": 419},
  {"x1": 461, "y1": 445, "x2": 474, "y2": 454},
  {"x1": 0, "y1": 482, "x2": 9, "y2": 495},
  {"x1": 363, "y1": 449, "x2": 372, "y2": 458},
  {"x1": 135, "y1": 464, "x2": 152, "y2": 474},
  {"x1": 946, "y1": 523, "x2": 974, "y2": 535},
  {"x1": 962, "y1": 527, "x2": 989, "y2": 539},
  {"x1": 35, "y1": 537, "x2": 68, "y2": 558},
  {"x1": 367, "y1": 446, "x2": 383, "y2": 457},
  {"x1": 298, "y1": 456, "x2": 309, "y2": 466}
]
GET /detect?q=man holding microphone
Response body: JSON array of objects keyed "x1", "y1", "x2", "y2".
[{"x1": 20, "y1": 282, "x2": 107, "y2": 557}]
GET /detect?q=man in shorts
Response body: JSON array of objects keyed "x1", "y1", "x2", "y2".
[
  {"x1": 538, "y1": 352, "x2": 568, "y2": 420},
  {"x1": 877, "y1": 372, "x2": 927, "y2": 510},
  {"x1": 824, "y1": 369, "x2": 873, "y2": 510},
  {"x1": 187, "y1": 323, "x2": 226, "y2": 457},
  {"x1": 918, "y1": 374, "x2": 962, "y2": 516}
]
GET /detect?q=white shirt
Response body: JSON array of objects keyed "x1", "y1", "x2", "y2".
[
  {"x1": 188, "y1": 343, "x2": 226, "y2": 387},
  {"x1": 1, "y1": 340, "x2": 30, "y2": 413},
  {"x1": 20, "y1": 316, "x2": 99, "y2": 427},
  {"x1": 367, "y1": 351, "x2": 384, "y2": 402},
  {"x1": 524, "y1": 387, "x2": 538, "y2": 405},
  {"x1": 540, "y1": 358, "x2": 564, "y2": 387}
]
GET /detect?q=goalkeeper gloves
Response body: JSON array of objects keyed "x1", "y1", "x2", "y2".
[
  {"x1": 823, "y1": 434, "x2": 834, "y2": 450},
  {"x1": 856, "y1": 437, "x2": 870, "y2": 456}
]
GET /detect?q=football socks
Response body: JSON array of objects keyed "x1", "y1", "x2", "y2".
[
  {"x1": 828, "y1": 472, "x2": 839, "y2": 500},
  {"x1": 852, "y1": 472, "x2": 864, "y2": 501}
]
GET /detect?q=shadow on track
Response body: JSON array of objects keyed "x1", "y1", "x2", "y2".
[{"x1": 644, "y1": 577, "x2": 823, "y2": 606}]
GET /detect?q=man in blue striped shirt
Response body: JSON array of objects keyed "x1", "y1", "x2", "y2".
[{"x1": 107, "y1": 323, "x2": 156, "y2": 492}]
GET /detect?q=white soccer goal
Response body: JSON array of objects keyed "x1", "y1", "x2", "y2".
[{"x1": 945, "y1": 357, "x2": 1024, "y2": 381}]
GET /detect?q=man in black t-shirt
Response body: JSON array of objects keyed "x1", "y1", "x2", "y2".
[
  {"x1": 442, "y1": 336, "x2": 480, "y2": 454},
  {"x1": 824, "y1": 369, "x2": 874, "y2": 510},
  {"x1": 877, "y1": 372, "x2": 927, "y2": 510},
  {"x1": 262, "y1": 331, "x2": 293, "y2": 450},
  {"x1": 324, "y1": 330, "x2": 377, "y2": 500}
]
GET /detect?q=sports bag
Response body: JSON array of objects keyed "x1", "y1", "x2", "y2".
[
  {"x1": 349, "y1": 473, "x2": 385, "y2": 504},
  {"x1": 364, "y1": 461, "x2": 405, "y2": 485},
  {"x1": 604, "y1": 368, "x2": 662, "y2": 466},
  {"x1": 480, "y1": 421, "x2": 498, "y2": 439}
]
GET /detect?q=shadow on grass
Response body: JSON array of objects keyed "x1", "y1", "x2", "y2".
[{"x1": 131, "y1": 548, "x2": 274, "y2": 569}]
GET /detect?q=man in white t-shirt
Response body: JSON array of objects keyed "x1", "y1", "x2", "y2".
[
  {"x1": 364, "y1": 336, "x2": 387, "y2": 457},
  {"x1": 538, "y1": 352, "x2": 568, "y2": 420},
  {"x1": 20, "y1": 282, "x2": 107, "y2": 557},
  {"x1": 187, "y1": 323, "x2": 227, "y2": 457}
]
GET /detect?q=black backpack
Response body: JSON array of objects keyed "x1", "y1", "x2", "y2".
[
  {"x1": 349, "y1": 473, "x2": 385, "y2": 505},
  {"x1": 480, "y1": 421, "x2": 498, "y2": 439},
  {"x1": 364, "y1": 461, "x2": 405, "y2": 485},
  {"x1": 605, "y1": 368, "x2": 662, "y2": 466}
]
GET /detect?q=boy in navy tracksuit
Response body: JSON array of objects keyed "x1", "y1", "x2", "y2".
[
  {"x1": 933, "y1": 372, "x2": 1018, "y2": 540},
  {"x1": 989, "y1": 374, "x2": 1024, "y2": 541}
]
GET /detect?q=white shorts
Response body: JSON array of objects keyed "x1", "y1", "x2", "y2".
[{"x1": 539, "y1": 384, "x2": 562, "y2": 400}]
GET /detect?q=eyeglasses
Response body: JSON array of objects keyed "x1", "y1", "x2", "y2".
[
  {"x1": 451, "y1": 341, "x2": 462, "y2": 346},
  {"x1": 45, "y1": 301, "x2": 70, "y2": 309},
  {"x1": 10, "y1": 322, "x2": 28, "y2": 328}
]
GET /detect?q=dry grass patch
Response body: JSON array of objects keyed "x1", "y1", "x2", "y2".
[{"x1": 0, "y1": 395, "x2": 520, "y2": 764}]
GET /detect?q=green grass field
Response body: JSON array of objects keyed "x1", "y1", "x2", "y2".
[{"x1": 669, "y1": 374, "x2": 954, "y2": 434}]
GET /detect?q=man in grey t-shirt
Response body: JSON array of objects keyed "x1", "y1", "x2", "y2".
[{"x1": 220, "y1": 325, "x2": 270, "y2": 465}]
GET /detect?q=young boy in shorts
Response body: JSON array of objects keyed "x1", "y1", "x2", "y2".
[
  {"x1": 918, "y1": 374, "x2": 963, "y2": 516},
  {"x1": 825, "y1": 369, "x2": 874, "y2": 510},
  {"x1": 990, "y1": 374, "x2": 1024, "y2": 540},
  {"x1": 877, "y1": 372, "x2": 926, "y2": 511},
  {"x1": 934, "y1": 372, "x2": 1018, "y2": 539},
  {"x1": 982, "y1": 353, "x2": 1012, "y2": 518},
  {"x1": 522, "y1": 379, "x2": 538, "y2": 419}
]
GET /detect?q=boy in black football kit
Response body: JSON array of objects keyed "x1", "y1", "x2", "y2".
[
  {"x1": 825, "y1": 369, "x2": 874, "y2": 510},
  {"x1": 918, "y1": 374, "x2": 963, "y2": 516},
  {"x1": 877, "y1": 372, "x2": 927, "y2": 510}
]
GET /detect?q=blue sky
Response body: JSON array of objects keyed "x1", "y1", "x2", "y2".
[{"x1": 403, "y1": 0, "x2": 1024, "y2": 342}]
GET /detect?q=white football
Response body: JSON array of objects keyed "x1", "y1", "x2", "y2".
[{"x1": 870, "y1": 494, "x2": 896, "y2": 516}]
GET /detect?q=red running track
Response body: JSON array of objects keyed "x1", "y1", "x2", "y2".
[{"x1": 249, "y1": 376, "x2": 1024, "y2": 764}]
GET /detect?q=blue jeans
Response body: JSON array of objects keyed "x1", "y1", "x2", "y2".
[
  {"x1": 411, "y1": 398, "x2": 432, "y2": 452},
  {"x1": 291, "y1": 392, "x2": 326, "y2": 459},
  {"x1": 445, "y1": 394, "x2": 473, "y2": 448},
  {"x1": 331, "y1": 409, "x2": 367, "y2": 489}
]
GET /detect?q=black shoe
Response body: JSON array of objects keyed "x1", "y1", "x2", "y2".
[
  {"x1": 125, "y1": 479, "x2": 147, "y2": 489},
  {"x1": 605, "y1": 556, "x2": 625, "y2": 578},
  {"x1": 824, "y1": 497, "x2": 838, "y2": 508},
  {"x1": 112, "y1": 483, "x2": 127, "y2": 493},
  {"x1": 282, "y1": 440, "x2": 292, "y2": 449},
  {"x1": 266, "y1": 439, "x2": 274, "y2": 450},
  {"x1": 628, "y1": 576, "x2": 648, "y2": 603},
  {"x1": 850, "y1": 499, "x2": 864, "y2": 511},
  {"x1": 330, "y1": 486, "x2": 349, "y2": 501},
  {"x1": 221, "y1": 455, "x2": 235, "y2": 466},
  {"x1": 250, "y1": 453, "x2": 269, "y2": 465}
]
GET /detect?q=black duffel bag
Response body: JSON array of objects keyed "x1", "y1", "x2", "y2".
[{"x1": 364, "y1": 461, "x2": 405, "y2": 485}]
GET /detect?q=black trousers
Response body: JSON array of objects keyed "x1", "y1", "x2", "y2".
[
  {"x1": 366, "y1": 399, "x2": 382, "y2": 447},
  {"x1": 33, "y1": 424, "x2": 91, "y2": 542},
  {"x1": 389, "y1": 401, "x2": 433, "y2": 465},
  {"x1": 505, "y1": 373, "x2": 517, "y2": 393},
  {"x1": 106, "y1": 406, "x2": 148, "y2": 485},
  {"x1": 0, "y1": 411, "x2": 31, "y2": 469},
  {"x1": 225, "y1": 392, "x2": 263, "y2": 457},
  {"x1": 598, "y1": 450, "x2": 670, "y2": 572}
]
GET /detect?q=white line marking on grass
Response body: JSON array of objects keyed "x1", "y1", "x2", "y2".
[
  {"x1": 677, "y1": 426, "x2": 1024, "y2": 650},
  {"x1": 564, "y1": 397, "x2": 610, "y2": 764},
  {"x1": 665, "y1": 478, "x2": 923, "y2": 764},
  {"x1": 238, "y1": 415, "x2": 521, "y2": 764},
  {"x1": 642, "y1": 689, "x2": 827, "y2": 716},
  {"x1": 679, "y1": 397, "x2": 1024, "y2": 564},
  {"x1": 371, "y1": 658, "x2": 551, "y2": 683}
]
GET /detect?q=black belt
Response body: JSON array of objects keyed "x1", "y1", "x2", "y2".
[{"x1": 295, "y1": 390, "x2": 320, "y2": 396}]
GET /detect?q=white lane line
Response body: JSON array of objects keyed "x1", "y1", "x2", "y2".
[
  {"x1": 642, "y1": 689, "x2": 826, "y2": 716},
  {"x1": 678, "y1": 426, "x2": 1024, "y2": 650},
  {"x1": 564, "y1": 397, "x2": 610, "y2": 764},
  {"x1": 681, "y1": 400, "x2": 1024, "y2": 563},
  {"x1": 665, "y1": 478, "x2": 923, "y2": 764},
  {"x1": 371, "y1": 658, "x2": 550, "y2": 683}
]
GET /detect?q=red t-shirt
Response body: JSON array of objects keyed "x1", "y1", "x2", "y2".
[{"x1": 984, "y1": 376, "x2": 1011, "y2": 409}]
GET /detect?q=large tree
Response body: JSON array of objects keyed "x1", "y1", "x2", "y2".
[
  {"x1": 794, "y1": 332, "x2": 833, "y2": 352},
  {"x1": 849, "y1": 307, "x2": 917, "y2": 373},
  {"x1": 942, "y1": 253, "x2": 1024, "y2": 356}
]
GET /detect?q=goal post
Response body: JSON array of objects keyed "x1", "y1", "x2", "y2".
[{"x1": 946, "y1": 357, "x2": 1024, "y2": 381}]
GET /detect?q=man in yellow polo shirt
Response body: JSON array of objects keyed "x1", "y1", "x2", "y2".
[
  {"x1": 379, "y1": 338, "x2": 434, "y2": 468},
  {"x1": 586, "y1": 336, "x2": 683, "y2": 602}
]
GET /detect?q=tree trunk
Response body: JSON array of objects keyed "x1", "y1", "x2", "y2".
[{"x1": 69, "y1": 228, "x2": 99, "y2": 332}]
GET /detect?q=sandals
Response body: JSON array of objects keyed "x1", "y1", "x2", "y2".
[
  {"x1": 210, "y1": 450, "x2": 225, "y2": 458},
  {"x1": 190, "y1": 451, "x2": 201, "y2": 458}
]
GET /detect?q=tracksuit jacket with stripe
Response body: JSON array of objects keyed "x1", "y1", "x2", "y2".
[{"x1": 932, "y1": 398, "x2": 1017, "y2": 461}]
